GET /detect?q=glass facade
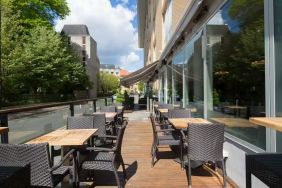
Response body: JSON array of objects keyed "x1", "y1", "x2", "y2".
[
  {"x1": 274, "y1": 0, "x2": 282, "y2": 151},
  {"x1": 159, "y1": 0, "x2": 267, "y2": 150},
  {"x1": 184, "y1": 32, "x2": 204, "y2": 117},
  {"x1": 172, "y1": 52, "x2": 184, "y2": 106},
  {"x1": 206, "y1": 0, "x2": 266, "y2": 149},
  {"x1": 167, "y1": 65, "x2": 173, "y2": 104}
]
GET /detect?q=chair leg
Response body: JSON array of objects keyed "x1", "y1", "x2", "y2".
[
  {"x1": 121, "y1": 157, "x2": 127, "y2": 181},
  {"x1": 222, "y1": 158, "x2": 227, "y2": 188},
  {"x1": 151, "y1": 145, "x2": 157, "y2": 167},
  {"x1": 113, "y1": 166, "x2": 123, "y2": 188},
  {"x1": 188, "y1": 158, "x2": 192, "y2": 188}
]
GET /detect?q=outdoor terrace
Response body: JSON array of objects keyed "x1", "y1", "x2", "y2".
[{"x1": 0, "y1": 99, "x2": 232, "y2": 188}]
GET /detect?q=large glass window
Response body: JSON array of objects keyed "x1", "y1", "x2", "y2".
[
  {"x1": 206, "y1": 0, "x2": 266, "y2": 149},
  {"x1": 167, "y1": 64, "x2": 173, "y2": 104},
  {"x1": 184, "y1": 32, "x2": 204, "y2": 117},
  {"x1": 172, "y1": 53, "x2": 184, "y2": 106},
  {"x1": 274, "y1": 0, "x2": 282, "y2": 151}
]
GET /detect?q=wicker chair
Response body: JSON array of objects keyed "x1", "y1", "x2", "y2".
[
  {"x1": 168, "y1": 109, "x2": 192, "y2": 118},
  {"x1": 100, "y1": 106, "x2": 116, "y2": 112},
  {"x1": 181, "y1": 123, "x2": 226, "y2": 188},
  {"x1": 150, "y1": 115, "x2": 181, "y2": 167},
  {"x1": 78, "y1": 123, "x2": 128, "y2": 188},
  {"x1": 67, "y1": 116, "x2": 94, "y2": 129},
  {"x1": 0, "y1": 143, "x2": 76, "y2": 188}
]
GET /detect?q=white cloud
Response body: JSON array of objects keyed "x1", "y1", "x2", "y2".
[
  {"x1": 55, "y1": 0, "x2": 143, "y2": 71},
  {"x1": 208, "y1": 11, "x2": 225, "y2": 25},
  {"x1": 121, "y1": 0, "x2": 129, "y2": 5}
]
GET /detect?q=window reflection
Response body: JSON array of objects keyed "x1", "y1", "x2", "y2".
[
  {"x1": 206, "y1": 0, "x2": 266, "y2": 149},
  {"x1": 274, "y1": 0, "x2": 282, "y2": 151}
]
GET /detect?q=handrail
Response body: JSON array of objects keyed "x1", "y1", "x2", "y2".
[{"x1": 0, "y1": 97, "x2": 112, "y2": 115}]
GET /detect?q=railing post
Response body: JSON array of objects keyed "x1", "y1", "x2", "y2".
[
  {"x1": 112, "y1": 96, "x2": 114, "y2": 103},
  {"x1": 105, "y1": 98, "x2": 107, "y2": 106},
  {"x1": 93, "y1": 100, "x2": 97, "y2": 112},
  {"x1": 0, "y1": 114, "x2": 8, "y2": 143},
  {"x1": 70, "y1": 104, "x2": 74, "y2": 116}
]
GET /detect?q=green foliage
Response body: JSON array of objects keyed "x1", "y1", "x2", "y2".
[
  {"x1": 1, "y1": 0, "x2": 69, "y2": 28},
  {"x1": 115, "y1": 89, "x2": 125, "y2": 103},
  {"x1": 99, "y1": 72, "x2": 120, "y2": 95},
  {"x1": 137, "y1": 82, "x2": 145, "y2": 93},
  {"x1": 0, "y1": 0, "x2": 90, "y2": 105}
]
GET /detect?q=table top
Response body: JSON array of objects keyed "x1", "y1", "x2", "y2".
[
  {"x1": 250, "y1": 117, "x2": 282, "y2": 132},
  {"x1": 158, "y1": 108, "x2": 197, "y2": 113},
  {"x1": 210, "y1": 118, "x2": 256, "y2": 128},
  {"x1": 116, "y1": 106, "x2": 124, "y2": 110},
  {"x1": 168, "y1": 118, "x2": 210, "y2": 129},
  {"x1": 224, "y1": 105, "x2": 247, "y2": 109},
  {"x1": 26, "y1": 129, "x2": 97, "y2": 146},
  {"x1": 0, "y1": 127, "x2": 9, "y2": 134},
  {"x1": 93, "y1": 112, "x2": 117, "y2": 119}
]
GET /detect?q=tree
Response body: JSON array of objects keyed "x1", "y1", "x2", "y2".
[
  {"x1": 2, "y1": 26, "x2": 90, "y2": 101},
  {"x1": 0, "y1": 0, "x2": 90, "y2": 105},
  {"x1": 137, "y1": 82, "x2": 145, "y2": 93},
  {"x1": 1, "y1": 0, "x2": 69, "y2": 28},
  {"x1": 100, "y1": 72, "x2": 120, "y2": 95}
]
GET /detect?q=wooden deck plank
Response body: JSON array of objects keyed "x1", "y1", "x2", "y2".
[{"x1": 94, "y1": 117, "x2": 232, "y2": 187}]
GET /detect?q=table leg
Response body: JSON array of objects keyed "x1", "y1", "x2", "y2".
[{"x1": 1, "y1": 132, "x2": 8, "y2": 143}]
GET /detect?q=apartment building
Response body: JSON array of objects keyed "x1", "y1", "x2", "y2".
[
  {"x1": 62, "y1": 24, "x2": 100, "y2": 98},
  {"x1": 121, "y1": 0, "x2": 282, "y2": 187},
  {"x1": 100, "y1": 64, "x2": 121, "y2": 77}
]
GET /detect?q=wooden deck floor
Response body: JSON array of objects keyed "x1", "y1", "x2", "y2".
[{"x1": 92, "y1": 112, "x2": 233, "y2": 188}]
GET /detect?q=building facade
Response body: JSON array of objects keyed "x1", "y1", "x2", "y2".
[
  {"x1": 138, "y1": 0, "x2": 282, "y2": 187},
  {"x1": 100, "y1": 64, "x2": 121, "y2": 77},
  {"x1": 62, "y1": 24, "x2": 100, "y2": 98}
]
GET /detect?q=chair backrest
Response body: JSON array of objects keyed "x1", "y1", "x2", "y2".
[
  {"x1": 115, "y1": 123, "x2": 127, "y2": 155},
  {"x1": 168, "y1": 109, "x2": 191, "y2": 118},
  {"x1": 67, "y1": 116, "x2": 94, "y2": 129},
  {"x1": 158, "y1": 103, "x2": 174, "y2": 109},
  {"x1": 187, "y1": 123, "x2": 225, "y2": 161},
  {"x1": 0, "y1": 143, "x2": 53, "y2": 187},
  {"x1": 83, "y1": 113, "x2": 107, "y2": 136},
  {"x1": 100, "y1": 106, "x2": 116, "y2": 112},
  {"x1": 149, "y1": 115, "x2": 158, "y2": 143}
]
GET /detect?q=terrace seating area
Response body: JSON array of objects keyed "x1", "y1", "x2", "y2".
[{"x1": 0, "y1": 99, "x2": 233, "y2": 187}]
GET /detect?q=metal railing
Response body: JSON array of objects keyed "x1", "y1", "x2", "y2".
[{"x1": 0, "y1": 97, "x2": 113, "y2": 144}]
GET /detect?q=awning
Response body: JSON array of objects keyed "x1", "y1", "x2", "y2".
[{"x1": 121, "y1": 61, "x2": 159, "y2": 87}]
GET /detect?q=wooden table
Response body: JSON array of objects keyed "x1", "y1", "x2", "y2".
[
  {"x1": 224, "y1": 105, "x2": 247, "y2": 116},
  {"x1": 0, "y1": 127, "x2": 9, "y2": 134},
  {"x1": 210, "y1": 118, "x2": 256, "y2": 128},
  {"x1": 250, "y1": 117, "x2": 282, "y2": 132},
  {"x1": 168, "y1": 118, "x2": 210, "y2": 129},
  {"x1": 26, "y1": 129, "x2": 97, "y2": 146},
  {"x1": 158, "y1": 108, "x2": 197, "y2": 113},
  {"x1": 93, "y1": 112, "x2": 117, "y2": 119},
  {"x1": 116, "y1": 106, "x2": 124, "y2": 110}
]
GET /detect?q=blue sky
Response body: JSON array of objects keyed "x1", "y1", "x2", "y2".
[{"x1": 55, "y1": 0, "x2": 143, "y2": 72}]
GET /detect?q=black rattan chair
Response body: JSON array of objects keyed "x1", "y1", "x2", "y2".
[
  {"x1": 168, "y1": 109, "x2": 192, "y2": 118},
  {"x1": 78, "y1": 123, "x2": 128, "y2": 188},
  {"x1": 150, "y1": 115, "x2": 181, "y2": 167},
  {"x1": 67, "y1": 116, "x2": 94, "y2": 129},
  {"x1": 0, "y1": 143, "x2": 76, "y2": 188},
  {"x1": 100, "y1": 106, "x2": 116, "y2": 112},
  {"x1": 181, "y1": 123, "x2": 226, "y2": 188}
]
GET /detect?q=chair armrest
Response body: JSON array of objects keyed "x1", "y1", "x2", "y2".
[
  {"x1": 49, "y1": 149, "x2": 75, "y2": 172},
  {"x1": 99, "y1": 135, "x2": 117, "y2": 139},
  {"x1": 156, "y1": 129, "x2": 175, "y2": 132},
  {"x1": 86, "y1": 147, "x2": 116, "y2": 152}
]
